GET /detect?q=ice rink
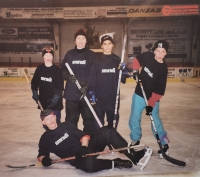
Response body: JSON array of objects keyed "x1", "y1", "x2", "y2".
[{"x1": 0, "y1": 78, "x2": 200, "y2": 177}]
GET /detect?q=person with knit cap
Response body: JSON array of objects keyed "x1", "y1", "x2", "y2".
[
  {"x1": 37, "y1": 109, "x2": 152, "y2": 172},
  {"x1": 88, "y1": 32, "x2": 130, "y2": 129},
  {"x1": 61, "y1": 28, "x2": 95, "y2": 136},
  {"x1": 31, "y1": 46, "x2": 64, "y2": 124},
  {"x1": 129, "y1": 40, "x2": 170, "y2": 158}
]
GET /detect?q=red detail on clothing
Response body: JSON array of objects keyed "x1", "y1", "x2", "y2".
[
  {"x1": 132, "y1": 58, "x2": 141, "y2": 70},
  {"x1": 80, "y1": 135, "x2": 90, "y2": 142},
  {"x1": 148, "y1": 92, "x2": 162, "y2": 107},
  {"x1": 37, "y1": 158, "x2": 41, "y2": 162}
]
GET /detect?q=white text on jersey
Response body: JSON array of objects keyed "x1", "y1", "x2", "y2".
[
  {"x1": 72, "y1": 60, "x2": 86, "y2": 64},
  {"x1": 102, "y1": 68, "x2": 115, "y2": 73},
  {"x1": 55, "y1": 133, "x2": 69, "y2": 145},
  {"x1": 144, "y1": 67, "x2": 153, "y2": 78},
  {"x1": 41, "y1": 77, "x2": 52, "y2": 82}
]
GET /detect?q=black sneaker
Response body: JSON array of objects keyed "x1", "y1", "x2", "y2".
[
  {"x1": 158, "y1": 144, "x2": 169, "y2": 158},
  {"x1": 113, "y1": 158, "x2": 133, "y2": 169}
]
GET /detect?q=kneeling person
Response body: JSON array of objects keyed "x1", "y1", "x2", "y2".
[{"x1": 38, "y1": 109, "x2": 152, "y2": 173}]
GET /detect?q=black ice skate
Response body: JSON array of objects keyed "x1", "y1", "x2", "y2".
[
  {"x1": 124, "y1": 145, "x2": 152, "y2": 170},
  {"x1": 113, "y1": 158, "x2": 133, "y2": 169},
  {"x1": 158, "y1": 144, "x2": 169, "y2": 158}
]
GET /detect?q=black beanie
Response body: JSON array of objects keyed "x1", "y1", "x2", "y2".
[
  {"x1": 42, "y1": 46, "x2": 54, "y2": 58},
  {"x1": 74, "y1": 28, "x2": 87, "y2": 40},
  {"x1": 100, "y1": 35, "x2": 113, "y2": 45},
  {"x1": 40, "y1": 109, "x2": 54, "y2": 120},
  {"x1": 152, "y1": 40, "x2": 169, "y2": 52}
]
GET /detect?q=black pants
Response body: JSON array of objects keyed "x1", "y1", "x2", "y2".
[
  {"x1": 65, "y1": 99, "x2": 95, "y2": 136},
  {"x1": 70, "y1": 126, "x2": 128, "y2": 173},
  {"x1": 95, "y1": 110, "x2": 119, "y2": 129}
]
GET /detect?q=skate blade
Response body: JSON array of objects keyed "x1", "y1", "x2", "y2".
[{"x1": 137, "y1": 147, "x2": 153, "y2": 170}]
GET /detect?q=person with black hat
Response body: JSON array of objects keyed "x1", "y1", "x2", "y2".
[
  {"x1": 37, "y1": 109, "x2": 152, "y2": 172},
  {"x1": 128, "y1": 40, "x2": 170, "y2": 158},
  {"x1": 88, "y1": 32, "x2": 130, "y2": 129},
  {"x1": 31, "y1": 46, "x2": 64, "y2": 124},
  {"x1": 61, "y1": 28, "x2": 95, "y2": 136}
]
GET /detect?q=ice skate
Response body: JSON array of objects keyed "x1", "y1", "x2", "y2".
[
  {"x1": 113, "y1": 158, "x2": 133, "y2": 169},
  {"x1": 124, "y1": 144, "x2": 152, "y2": 170},
  {"x1": 158, "y1": 144, "x2": 169, "y2": 158}
]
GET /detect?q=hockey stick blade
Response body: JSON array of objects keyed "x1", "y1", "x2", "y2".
[
  {"x1": 5, "y1": 162, "x2": 41, "y2": 169},
  {"x1": 158, "y1": 142, "x2": 186, "y2": 167}
]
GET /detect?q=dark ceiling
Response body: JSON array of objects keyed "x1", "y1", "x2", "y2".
[{"x1": 0, "y1": 0, "x2": 199, "y2": 8}]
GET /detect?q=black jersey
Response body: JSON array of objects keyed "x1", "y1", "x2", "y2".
[
  {"x1": 89, "y1": 53, "x2": 124, "y2": 111},
  {"x1": 135, "y1": 52, "x2": 168, "y2": 99},
  {"x1": 31, "y1": 63, "x2": 64, "y2": 110},
  {"x1": 61, "y1": 47, "x2": 94, "y2": 101},
  {"x1": 38, "y1": 122, "x2": 86, "y2": 159}
]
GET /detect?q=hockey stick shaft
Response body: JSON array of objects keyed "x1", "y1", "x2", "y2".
[
  {"x1": 52, "y1": 144, "x2": 145, "y2": 163},
  {"x1": 113, "y1": 34, "x2": 127, "y2": 129},
  {"x1": 23, "y1": 69, "x2": 44, "y2": 111},
  {"x1": 65, "y1": 63, "x2": 103, "y2": 128},
  {"x1": 6, "y1": 144, "x2": 145, "y2": 168},
  {"x1": 138, "y1": 80, "x2": 186, "y2": 167}
]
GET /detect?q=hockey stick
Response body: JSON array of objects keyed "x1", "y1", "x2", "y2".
[
  {"x1": 113, "y1": 34, "x2": 127, "y2": 129},
  {"x1": 138, "y1": 80, "x2": 186, "y2": 167},
  {"x1": 65, "y1": 63, "x2": 103, "y2": 128},
  {"x1": 23, "y1": 69, "x2": 44, "y2": 111},
  {"x1": 6, "y1": 144, "x2": 145, "y2": 168}
]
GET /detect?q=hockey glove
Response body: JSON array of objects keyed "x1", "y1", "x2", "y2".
[
  {"x1": 79, "y1": 82, "x2": 89, "y2": 97},
  {"x1": 41, "y1": 156, "x2": 52, "y2": 167},
  {"x1": 75, "y1": 146, "x2": 88, "y2": 161},
  {"x1": 47, "y1": 95, "x2": 60, "y2": 108},
  {"x1": 89, "y1": 91, "x2": 97, "y2": 105},
  {"x1": 32, "y1": 90, "x2": 39, "y2": 103},
  {"x1": 118, "y1": 62, "x2": 126, "y2": 70},
  {"x1": 62, "y1": 71, "x2": 77, "y2": 83},
  {"x1": 145, "y1": 106, "x2": 153, "y2": 115}
]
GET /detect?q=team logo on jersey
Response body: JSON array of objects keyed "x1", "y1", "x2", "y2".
[
  {"x1": 144, "y1": 67, "x2": 153, "y2": 78},
  {"x1": 41, "y1": 77, "x2": 52, "y2": 82},
  {"x1": 72, "y1": 60, "x2": 86, "y2": 64},
  {"x1": 158, "y1": 43, "x2": 163, "y2": 48},
  {"x1": 102, "y1": 68, "x2": 115, "y2": 73},
  {"x1": 55, "y1": 133, "x2": 69, "y2": 145}
]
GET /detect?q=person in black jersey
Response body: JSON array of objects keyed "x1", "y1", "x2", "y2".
[
  {"x1": 129, "y1": 40, "x2": 170, "y2": 158},
  {"x1": 31, "y1": 46, "x2": 64, "y2": 123},
  {"x1": 88, "y1": 32, "x2": 130, "y2": 129},
  {"x1": 61, "y1": 28, "x2": 95, "y2": 136},
  {"x1": 37, "y1": 109, "x2": 152, "y2": 173}
]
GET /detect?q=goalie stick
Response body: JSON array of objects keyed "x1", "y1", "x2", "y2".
[
  {"x1": 5, "y1": 144, "x2": 145, "y2": 168},
  {"x1": 65, "y1": 63, "x2": 103, "y2": 128},
  {"x1": 138, "y1": 79, "x2": 186, "y2": 167},
  {"x1": 23, "y1": 69, "x2": 44, "y2": 111},
  {"x1": 113, "y1": 34, "x2": 127, "y2": 129}
]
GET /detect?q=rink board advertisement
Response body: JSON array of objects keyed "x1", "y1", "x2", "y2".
[
  {"x1": 128, "y1": 28, "x2": 188, "y2": 58},
  {"x1": 1, "y1": 5, "x2": 199, "y2": 19}
]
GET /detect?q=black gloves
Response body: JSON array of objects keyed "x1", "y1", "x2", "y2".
[
  {"x1": 75, "y1": 146, "x2": 88, "y2": 161},
  {"x1": 145, "y1": 106, "x2": 153, "y2": 115},
  {"x1": 132, "y1": 70, "x2": 139, "y2": 81},
  {"x1": 32, "y1": 90, "x2": 39, "y2": 103},
  {"x1": 41, "y1": 156, "x2": 52, "y2": 167},
  {"x1": 79, "y1": 82, "x2": 89, "y2": 97},
  {"x1": 62, "y1": 71, "x2": 76, "y2": 83},
  {"x1": 47, "y1": 95, "x2": 60, "y2": 108}
]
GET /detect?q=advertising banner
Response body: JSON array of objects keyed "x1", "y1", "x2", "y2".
[
  {"x1": 2, "y1": 8, "x2": 63, "y2": 19},
  {"x1": 64, "y1": 7, "x2": 96, "y2": 19}
]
